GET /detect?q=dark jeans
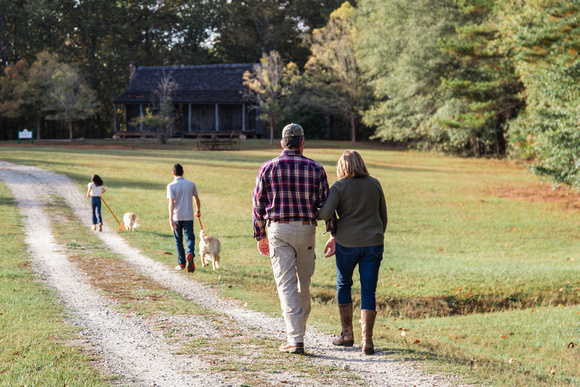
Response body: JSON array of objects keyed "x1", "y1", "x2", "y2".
[
  {"x1": 90, "y1": 196, "x2": 102, "y2": 225},
  {"x1": 335, "y1": 243, "x2": 384, "y2": 311},
  {"x1": 173, "y1": 220, "x2": 195, "y2": 266}
]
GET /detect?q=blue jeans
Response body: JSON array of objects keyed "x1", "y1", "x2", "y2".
[
  {"x1": 173, "y1": 220, "x2": 195, "y2": 266},
  {"x1": 91, "y1": 196, "x2": 102, "y2": 225},
  {"x1": 336, "y1": 243, "x2": 384, "y2": 311}
]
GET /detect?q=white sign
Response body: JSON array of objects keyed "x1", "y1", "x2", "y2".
[{"x1": 19, "y1": 129, "x2": 32, "y2": 139}]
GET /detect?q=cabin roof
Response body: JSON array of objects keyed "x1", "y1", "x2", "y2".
[{"x1": 113, "y1": 64, "x2": 257, "y2": 104}]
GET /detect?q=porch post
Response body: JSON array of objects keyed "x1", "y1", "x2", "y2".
[
  {"x1": 215, "y1": 104, "x2": 219, "y2": 131},
  {"x1": 139, "y1": 104, "x2": 143, "y2": 132},
  {"x1": 188, "y1": 103, "x2": 192, "y2": 132},
  {"x1": 242, "y1": 103, "x2": 246, "y2": 132}
]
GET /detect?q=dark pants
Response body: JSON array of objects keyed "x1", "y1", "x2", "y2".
[
  {"x1": 335, "y1": 243, "x2": 384, "y2": 310},
  {"x1": 173, "y1": 220, "x2": 195, "y2": 266},
  {"x1": 91, "y1": 196, "x2": 102, "y2": 225}
]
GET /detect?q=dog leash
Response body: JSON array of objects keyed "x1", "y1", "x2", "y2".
[
  {"x1": 196, "y1": 214, "x2": 205, "y2": 235},
  {"x1": 101, "y1": 197, "x2": 122, "y2": 230}
]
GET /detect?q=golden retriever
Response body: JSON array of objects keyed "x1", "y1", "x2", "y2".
[
  {"x1": 122, "y1": 212, "x2": 139, "y2": 231},
  {"x1": 199, "y1": 230, "x2": 220, "y2": 270}
]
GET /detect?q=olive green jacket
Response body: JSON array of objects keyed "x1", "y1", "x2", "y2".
[{"x1": 317, "y1": 176, "x2": 387, "y2": 247}]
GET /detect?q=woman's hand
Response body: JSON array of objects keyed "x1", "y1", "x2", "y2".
[{"x1": 324, "y1": 236, "x2": 336, "y2": 258}]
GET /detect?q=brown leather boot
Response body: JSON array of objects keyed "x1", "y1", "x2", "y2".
[
  {"x1": 361, "y1": 309, "x2": 377, "y2": 355},
  {"x1": 332, "y1": 303, "x2": 354, "y2": 346}
]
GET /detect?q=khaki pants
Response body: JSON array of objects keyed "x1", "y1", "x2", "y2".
[{"x1": 267, "y1": 221, "x2": 316, "y2": 344}]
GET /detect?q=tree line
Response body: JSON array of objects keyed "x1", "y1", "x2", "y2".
[
  {"x1": 355, "y1": 0, "x2": 579, "y2": 189},
  {"x1": 246, "y1": 0, "x2": 579, "y2": 188},
  {"x1": 0, "y1": 0, "x2": 577, "y2": 188}
]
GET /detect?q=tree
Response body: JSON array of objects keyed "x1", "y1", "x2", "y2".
[
  {"x1": 0, "y1": 51, "x2": 77, "y2": 140},
  {"x1": 357, "y1": 0, "x2": 464, "y2": 149},
  {"x1": 0, "y1": 59, "x2": 31, "y2": 120},
  {"x1": 131, "y1": 71, "x2": 178, "y2": 144},
  {"x1": 438, "y1": 0, "x2": 524, "y2": 156},
  {"x1": 212, "y1": 0, "x2": 347, "y2": 65},
  {"x1": 243, "y1": 51, "x2": 300, "y2": 144},
  {"x1": 0, "y1": 0, "x2": 73, "y2": 66},
  {"x1": 499, "y1": 0, "x2": 580, "y2": 188},
  {"x1": 43, "y1": 63, "x2": 99, "y2": 141},
  {"x1": 303, "y1": 2, "x2": 370, "y2": 142}
]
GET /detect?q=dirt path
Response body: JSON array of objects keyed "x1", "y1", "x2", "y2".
[{"x1": 0, "y1": 161, "x2": 466, "y2": 386}]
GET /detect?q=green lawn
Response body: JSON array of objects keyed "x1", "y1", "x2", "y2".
[
  {"x1": 0, "y1": 184, "x2": 109, "y2": 386},
  {"x1": 1, "y1": 139, "x2": 578, "y2": 386}
]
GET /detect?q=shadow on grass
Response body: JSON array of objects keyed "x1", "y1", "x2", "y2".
[{"x1": 0, "y1": 195, "x2": 16, "y2": 207}]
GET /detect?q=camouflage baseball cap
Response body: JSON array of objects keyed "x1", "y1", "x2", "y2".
[{"x1": 282, "y1": 123, "x2": 304, "y2": 138}]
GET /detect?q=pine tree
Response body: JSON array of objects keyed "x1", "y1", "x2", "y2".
[
  {"x1": 500, "y1": 0, "x2": 580, "y2": 188},
  {"x1": 439, "y1": 0, "x2": 524, "y2": 156}
]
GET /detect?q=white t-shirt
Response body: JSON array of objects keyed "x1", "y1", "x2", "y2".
[
  {"x1": 88, "y1": 182, "x2": 104, "y2": 197},
  {"x1": 167, "y1": 176, "x2": 198, "y2": 221}
]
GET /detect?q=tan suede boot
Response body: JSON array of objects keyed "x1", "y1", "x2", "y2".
[
  {"x1": 332, "y1": 303, "x2": 354, "y2": 347},
  {"x1": 361, "y1": 309, "x2": 377, "y2": 355}
]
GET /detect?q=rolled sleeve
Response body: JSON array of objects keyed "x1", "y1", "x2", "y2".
[{"x1": 252, "y1": 172, "x2": 268, "y2": 239}]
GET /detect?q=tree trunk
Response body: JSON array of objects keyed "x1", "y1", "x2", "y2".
[
  {"x1": 269, "y1": 116, "x2": 275, "y2": 145},
  {"x1": 69, "y1": 121, "x2": 73, "y2": 142},
  {"x1": 350, "y1": 113, "x2": 356, "y2": 143},
  {"x1": 36, "y1": 116, "x2": 41, "y2": 140}
]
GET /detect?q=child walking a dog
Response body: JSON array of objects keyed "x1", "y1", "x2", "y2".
[{"x1": 87, "y1": 174, "x2": 106, "y2": 232}]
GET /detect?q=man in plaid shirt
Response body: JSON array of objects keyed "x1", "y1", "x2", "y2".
[{"x1": 252, "y1": 123, "x2": 331, "y2": 354}]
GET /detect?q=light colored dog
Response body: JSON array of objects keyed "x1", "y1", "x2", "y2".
[
  {"x1": 122, "y1": 212, "x2": 139, "y2": 231},
  {"x1": 199, "y1": 230, "x2": 221, "y2": 270}
]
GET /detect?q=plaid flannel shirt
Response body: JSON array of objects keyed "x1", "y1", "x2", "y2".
[{"x1": 253, "y1": 150, "x2": 330, "y2": 240}]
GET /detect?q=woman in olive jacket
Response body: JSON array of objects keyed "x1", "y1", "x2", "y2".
[{"x1": 318, "y1": 150, "x2": 387, "y2": 355}]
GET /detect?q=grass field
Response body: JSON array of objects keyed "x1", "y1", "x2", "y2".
[
  {"x1": 0, "y1": 184, "x2": 109, "y2": 385},
  {"x1": 1, "y1": 138, "x2": 578, "y2": 386}
]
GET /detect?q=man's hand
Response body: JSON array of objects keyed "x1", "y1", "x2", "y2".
[
  {"x1": 324, "y1": 236, "x2": 336, "y2": 258},
  {"x1": 195, "y1": 211, "x2": 201, "y2": 218},
  {"x1": 257, "y1": 238, "x2": 270, "y2": 257},
  {"x1": 169, "y1": 219, "x2": 176, "y2": 233}
]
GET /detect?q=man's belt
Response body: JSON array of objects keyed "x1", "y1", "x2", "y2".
[{"x1": 269, "y1": 219, "x2": 317, "y2": 225}]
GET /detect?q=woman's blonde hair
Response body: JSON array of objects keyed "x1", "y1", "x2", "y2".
[{"x1": 337, "y1": 150, "x2": 369, "y2": 179}]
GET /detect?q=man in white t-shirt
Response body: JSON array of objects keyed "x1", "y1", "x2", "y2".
[{"x1": 167, "y1": 163, "x2": 201, "y2": 272}]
